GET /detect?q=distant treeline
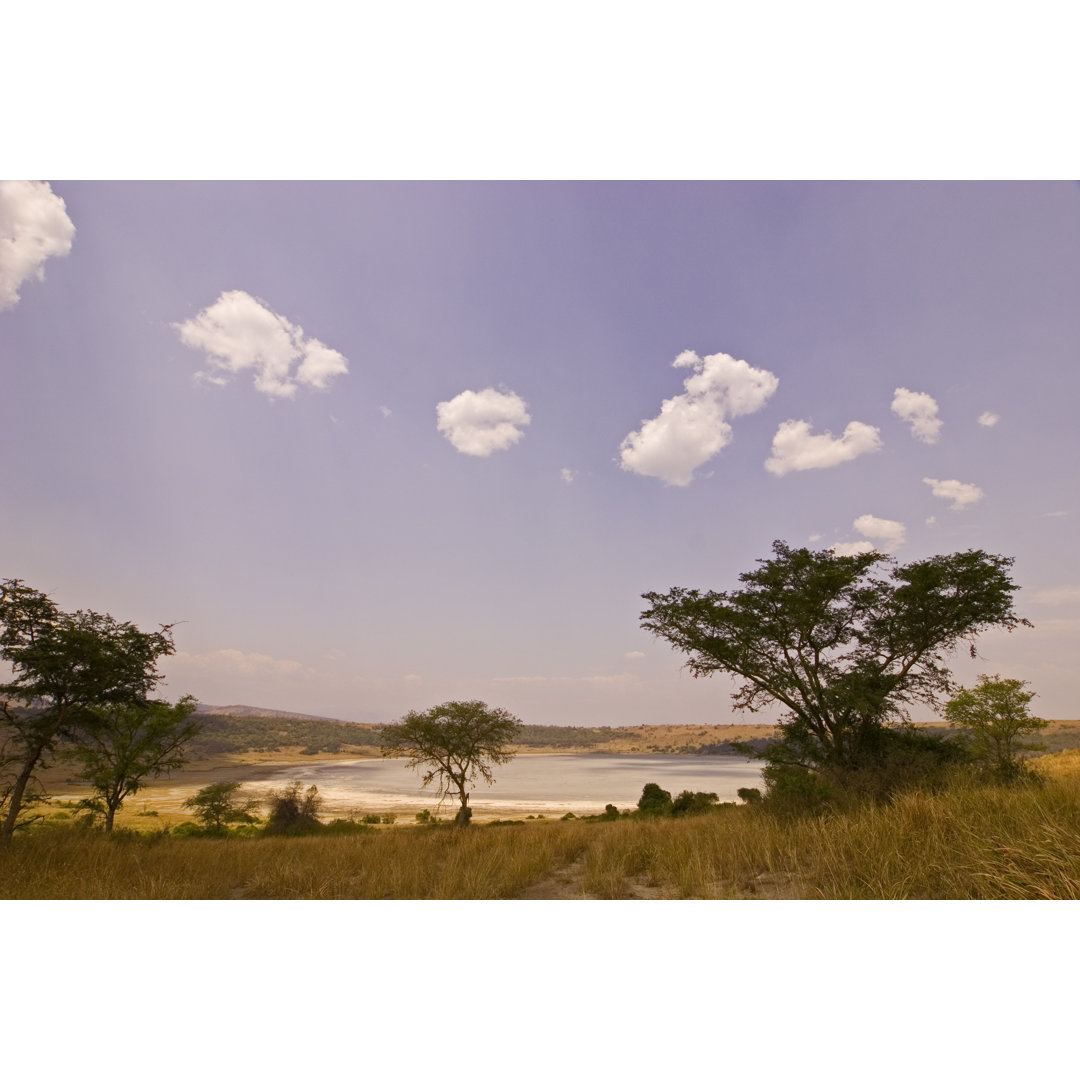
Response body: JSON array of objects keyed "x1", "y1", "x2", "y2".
[
  {"x1": 514, "y1": 725, "x2": 624, "y2": 748},
  {"x1": 188, "y1": 715, "x2": 630, "y2": 756},
  {"x1": 188, "y1": 714, "x2": 382, "y2": 756}
]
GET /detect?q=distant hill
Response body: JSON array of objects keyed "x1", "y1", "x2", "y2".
[{"x1": 194, "y1": 703, "x2": 351, "y2": 724}]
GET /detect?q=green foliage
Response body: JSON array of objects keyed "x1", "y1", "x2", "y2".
[
  {"x1": 737, "y1": 787, "x2": 762, "y2": 804},
  {"x1": 637, "y1": 783, "x2": 674, "y2": 815},
  {"x1": 182, "y1": 781, "x2": 260, "y2": 831},
  {"x1": 671, "y1": 790, "x2": 721, "y2": 816},
  {"x1": 1, "y1": 579, "x2": 177, "y2": 844},
  {"x1": 514, "y1": 725, "x2": 623, "y2": 749},
  {"x1": 641, "y1": 541, "x2": 1028, "y2": 783},
  {"x1": 946, "y1": 675, "x2": 1048, "y2": 777},
  {"x1": 601, "y1": 804, "x2": 620, "y2": 820},
  {"x1": 263, "y1": 781, "x2": 323, "y2": 836},
  {"x1": 381, "y1": 700, "x2": 522, "y2": 827},
  {"x1": 65, "y1": 696, "x2": 200, "y2": 832}
]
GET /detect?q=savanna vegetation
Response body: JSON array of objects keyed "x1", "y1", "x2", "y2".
[{"x1": 3, "y1": 542, "x2": 1077, "y2": 900}]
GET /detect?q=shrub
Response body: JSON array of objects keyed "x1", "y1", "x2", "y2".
[
  {"x1": 637, "y1": 783, "x2": 674, "y2": 816},
  {"x1": 601, "y1": 804, "x2": 620, "y2": 820},
  {"x1": 263, "y1": 782, "x2": 324, "y2": 836},
  {"x1": 671, "y1": 790, "x2": 720, "y2": 816},
  {"x1": 737, "y1": 787, "x2": 762, "y2": 804}
]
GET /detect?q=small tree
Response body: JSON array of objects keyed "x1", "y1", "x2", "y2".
[
  {"x1": 183, "y1": 781, "x2": 260, "y2": 831},
  {"x1": 66, "y1": 696, "x2": 200, "y2": 832},
  {"x1": 380, "y1": 700, "x2": 522, "y2": 826},
  {"x1": 945, "y1": 675, "x2": 1047, "y2": 776}
]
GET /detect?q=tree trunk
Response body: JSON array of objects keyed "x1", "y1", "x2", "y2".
[
  {"x1": 104, "y1": 803, "x2": 116, "y2": 833},
  {"x1": 454, "y1": 786, "x2": 471, "y2": 827},
  {"x1": 0, "y1": 752, "x2": 41, "y2": 847}
]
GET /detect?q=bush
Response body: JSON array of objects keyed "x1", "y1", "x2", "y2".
[
  {"x1": 601, "y1": 804, "x2": 620, "y2": 820},
  {"x1": 737, "y1": 787, "x2": 762, "y2": 804},
  {"x1": 671, "y1": 790, "x2": 720, "y2": 816},
  {"x1": 263, "y1": 782, "x2": 324, "y2": 836},
  {"x1": 637, "y1": 783, "x2": 674, "y2": 816}
]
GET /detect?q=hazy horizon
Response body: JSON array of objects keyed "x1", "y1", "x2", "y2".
[{"x1": 3, "y1": 181, "x2": 1078, "y2": 726}]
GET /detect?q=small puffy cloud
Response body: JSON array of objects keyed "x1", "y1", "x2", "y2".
[
  {"x1": 808, "y1": 533, "x2": 823, "y2": 542},
  {"x1": 1042, "y1": 510, "x2": 1068, "y2": 518},
  {"x1": 0, "y1": 180, "x2": 75, "y2": 309},
  {"x1": 892, "y1": 387, "x2": 942, "y2": 444},
  {"x1": 624, "y1": 650, "x2": 646, "y2": 661},
  {"x1": 619, "y1": 350, "x2": 779, "y2": 486},
  {"x1": 831, "y1": 541, "x2": 875, "y2": 556},
  {"x1": 926, "y1": 516, "x2": 937, "y2": 526},
  {"x1": 853, "y1": 514, "x2": 906, "y2": 551},
  {"x1": 436, "y1": 387, "x2": 530, "y2": 456},
  {"x1": 380, "y1": 404, "x2": 392, "y2": 418},
  {"x1": 1031, "y1": 586, "x2": 1080, "y2": 606},
  {"x1": 765, "y1": 419, "x2": 882, "y2": 476},
  {"x1": 923, "y1": 476, "x2": 984, "y2": 510},
  {"x1": 978, "y1": 411, "x2": 1000, "y2": 427},
  {"x1": 560, "y1": 467, "x2": 576, "y2": 484},
  {"x1": 173, "y1": 290, "x2": 348, "y2": 399}
]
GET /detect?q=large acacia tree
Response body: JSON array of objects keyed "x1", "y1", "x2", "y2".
[
  {"x1": 640, "y1": 542, "x2": 1028, "y2": 774},
  {"x1": 380, "y1": 700, "x2": 522, "y2": 825},
  {"x1": 0, "y1": 579, "x2": 178, "y2": 843}
]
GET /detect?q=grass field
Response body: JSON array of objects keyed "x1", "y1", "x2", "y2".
[{"x1": 7, "y1": 756, "x2": 1080, "y2": 900}]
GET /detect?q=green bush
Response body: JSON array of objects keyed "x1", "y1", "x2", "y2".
[
  {"x1": 263, "y1": 782, "x2": 324, "y2": 836},
  {"x1": 671, "y1": 790, "x2": 720, "y2": 816},
  {"x1": 637, "y1": 783, "x2": 674, "y2": 816}
]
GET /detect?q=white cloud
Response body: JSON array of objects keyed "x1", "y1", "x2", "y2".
[
  {"x1": 619, "y1": 350, "x2": 779, "y2": 486},
  {"x1": 1031, "y1": 586, "x2": 1080, "y2": 606},
  {"x1": 0, "y1": 180, "x2": 75, "y2": 310},
  {"x1": 168, "y1": 649, "x2": 310, "y2": 678},
  {"x1": 560, "y1": 467, "x2": 575, "y2": 484},
  {"x1": 808, "y1": 533, "x2": 823, "y2": 542},
  {"x1": 436, "y1": 387, "x2": 531, "y2": 456},
  {"x1": 923, "y1": 476, "x2": 984, "y2": 510},
  {"x1": 978, "y1": 411, "x2": 1000, "y2": 427},
  {"x1": 173, "y1": 290, "x2": 348, "y2": 399},
  {"x1": 891, "y1": 387, "x2": 942, "y2": 443},
  {"x1": 380, "y1": 405, "x2": 392, "y2": 418},
  {"x1": 624, "y1": 651, "x2": 646, "y2": 661},
  {"x1": 831, "y1": 541, "x2": 875, "y2": 556},
  {"x1": 765, "y1": 419, "x2": 882, "y2": 476},
  {"x1": 853, "y1": 514, "x2": 907, "y2": 550},
  {"x1": 926, "y1": 516, "x2": 937, "y2": 526},
  {"x1": 1042, "y1": 510, "x2": 1068, "y2": 518}
]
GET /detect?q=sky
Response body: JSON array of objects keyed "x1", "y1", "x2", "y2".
[{"x1": 2, "y1": 180, "x2": 1079, "y2": 725}]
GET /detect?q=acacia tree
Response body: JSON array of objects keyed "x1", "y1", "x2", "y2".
[
  {"x1": 182, "y1": 781, "x2": 260, "y2": 831},
  {"x1": 945, "y1": 675, "x2": 1047, "y2": 776},
  {"x1": 640, "y1": 542, "x2": 1028, "y2": 778},
  {"x1": 0, "y1": 579, "x2": 177, "y2": 844},
  {"x1": 380, "y1": 700, "x2": 523, "y2": 825},
  {"x1": 67, "y1": 696, "x2": 200, "y2": 831}
]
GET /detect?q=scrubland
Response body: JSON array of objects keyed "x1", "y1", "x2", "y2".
[{"x1": 6, "y1": 756, "x2": 1080, "y2": 900}]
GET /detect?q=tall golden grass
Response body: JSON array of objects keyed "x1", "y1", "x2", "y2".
[{"x1": 5, "y1": 770, "x2": 1080, "y2": 899}]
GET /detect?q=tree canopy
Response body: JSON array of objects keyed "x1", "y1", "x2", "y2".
[
  {"x1": 640, "y1": 541, "x2": 1028, "y2": 776},
  {"x1": 380, "y1": 700, "x2": 522, "y2": 825},
  {"x1": 1, "y1": 578, "x2": 179, "y2": 842}
]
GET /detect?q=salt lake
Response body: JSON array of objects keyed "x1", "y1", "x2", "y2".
[{"x1": 245, "y1": 753, "x2": 765, "y2": 818}]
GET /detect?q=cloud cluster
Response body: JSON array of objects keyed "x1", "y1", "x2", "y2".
[
  {"x1": 436, "y1": 387, "x2": 531, "y2": 456},
  {"x1": 978, "y1": 411, "x2": 1000, "y2": 427},
  {"x1": 892, "y1": 387, "x2": 942, "y2": 443},
  {"x1": 765, "y1": 419, "x2": 881, "y2": 476},
  {"x1": 0, "y1": 180, "x2": 75, "y2": 310},
  {"x1": 619, "y1": 350, "x2": 779, "y2": 486},
  {"x1": 173, "y1": 290, "x2": 349, "y2": 399},
  {"x1": 923, "y1": 477, "x2": 984, "y2": 510}
]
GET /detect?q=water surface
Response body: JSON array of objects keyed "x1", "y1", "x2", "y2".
[{"x1": 249, "y1": 753, "x2": 764, "y2": 817}]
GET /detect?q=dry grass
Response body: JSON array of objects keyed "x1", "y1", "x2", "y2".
[{"x1": 8, "y1": 772, "x2": 1080, "y2": 899}]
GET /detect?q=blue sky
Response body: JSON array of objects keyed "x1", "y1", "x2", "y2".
[{"x1": 3, "y1": 180, "x2": 1078, "y2": 724}]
